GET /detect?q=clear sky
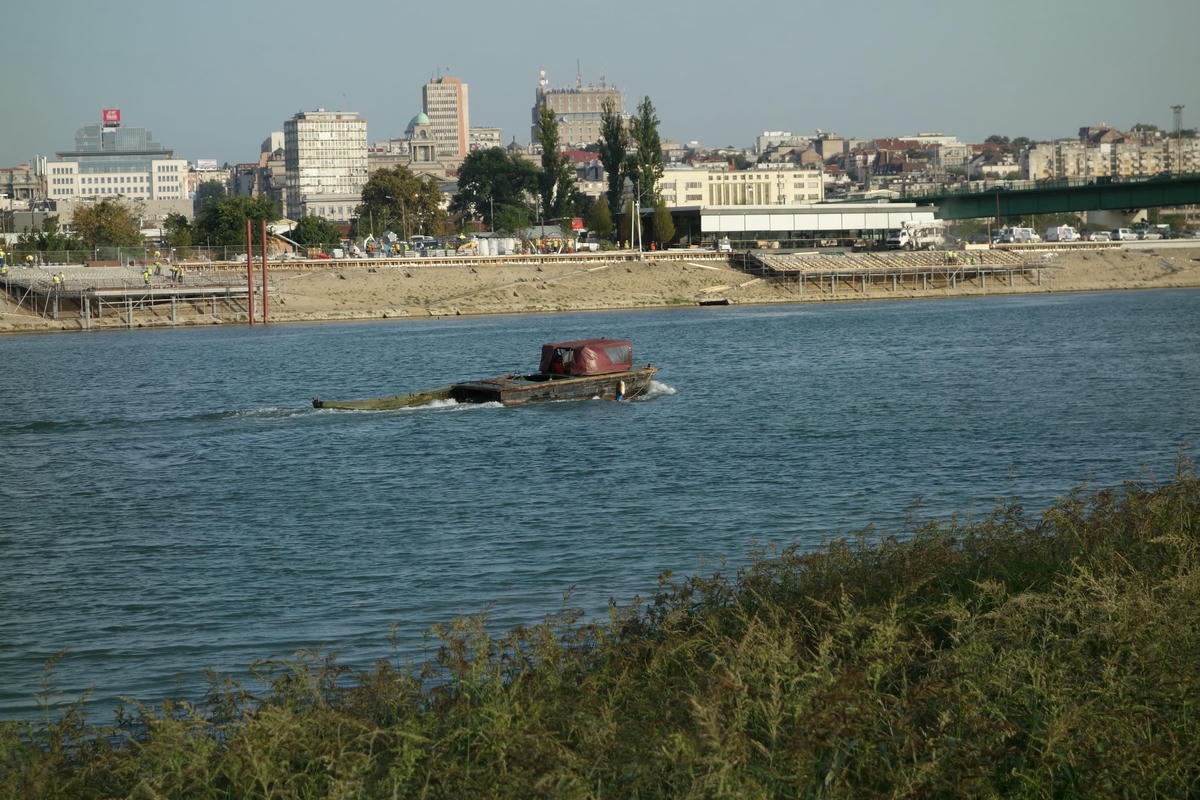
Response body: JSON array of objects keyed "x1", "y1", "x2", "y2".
[{"x1": 2, "y1": 0, "x2": 1197, "y2": 167}]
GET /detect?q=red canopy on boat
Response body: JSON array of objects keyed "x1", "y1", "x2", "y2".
[{"x1": 539, "y1": 338, "x2": 634, "y2": 376}]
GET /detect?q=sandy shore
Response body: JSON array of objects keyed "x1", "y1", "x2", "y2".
[{"x1": 3, "y1": 246, "x2": 1199, "y2": 333}]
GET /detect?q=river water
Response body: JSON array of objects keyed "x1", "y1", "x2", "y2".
[{"x1": 2, "y1": 289, "x2": 1197, "y2": 721}]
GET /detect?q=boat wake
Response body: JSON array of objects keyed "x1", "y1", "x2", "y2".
[
  {"x1": 642, "y1": 380, "x2": 676, "y2": 399},
  {"x1": 219, "y1": 407, "x2": 311, "y2": 421}
]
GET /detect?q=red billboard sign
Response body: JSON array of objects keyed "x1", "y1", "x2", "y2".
[{"x1": 102, "y1": 108, "x2": 121, "y2": 125}]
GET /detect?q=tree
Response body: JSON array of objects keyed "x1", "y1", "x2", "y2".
[
  {"x1": 360, "y1": 165, "x2": 446, "y2": 238},
  {"x1": 17, "y1": 216, "x2": 84, "y2": 253},
  {"x1": 450, "y1": 148, "x2": 538, "y2": 229},
  {"x1": 193, "y1": 194, "x2": 276, "y2": 246},
  {"x1": 985, "y1": 135, "x2": 1011, "y2": 145},
  {"x1": 71, "y1": 199, "x2": 144, "y2": 248},
  {"x1": 195, "y1": 180, "x2": 227, "y2": 207},
  {"x1": 291, "y1": 216, "x2": 342, "y2": 247},
  {"x1": 536, "y1": 106, "x2": 576, "y2": 222},
  {"x1": 628, "y1": 96, "x2": 664, "y2": 208},
  {"x1": 163, "y1": 213, "x2": 192, "y2": 248},
  {"x1": 597, "y1": 99, "x2": 629, "y2": 217},
  {"x1": 586, "y1": 196, "x2": 613, "y2": 240},
  {"x1": 653, "y1": 201, "x2": 675, "y2": 248},
  {"x1": 492, "y1": 203, "x2": 531, "y2": 235}
]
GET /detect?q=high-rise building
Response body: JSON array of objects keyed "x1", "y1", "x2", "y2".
[
  {"x1": 531, "y1": 70, "x2": 623, "y2": 148},
  {"x1": 422, "y1": 76, "x2": 469, "y2": 159},
  {"x1": 44, "y1": 109, "x2": 188, "y2": 204},
  {"x1": 283, "y1": 109, "x2": 368, "y2": 221}
]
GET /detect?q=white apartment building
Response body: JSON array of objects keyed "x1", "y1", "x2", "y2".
[
  {"x1": 658, "y1": 165, "x2": 825, "y2": 209},
  {"x1": 422, "y1": 77, "x2": 469, "y2": 159},
  {"x1": 45, "y1": 159, "x2": 188, "y2": 202},
  {"x1": 469, "y1": 126, "x2": 503, "y2": 152},
  {"x1": 1023, "y1": 137, "x2": 1200, "y2": 180},
  {"x1": 532, "y1": 72, "x2": 623, "y2": 147},
  {"x1": 283, "y1": 109, "x2": 368, "y2": 221}
]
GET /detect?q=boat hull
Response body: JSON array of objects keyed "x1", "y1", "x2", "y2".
[
  {"x1": 450, "y1": 366, "x2": 657, "y2": 406},
  {"x1": 313, "y1": 367, "x2": 657, "y2": 410},
  {"x1": 313, "y1": 385, "x2": 453, "y2": 410}
]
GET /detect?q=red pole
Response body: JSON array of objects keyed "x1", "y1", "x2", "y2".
[
  {"x1": 246, "y1": 218, "x2": 255, "y2": 326},
  {"x1": 260, "y1": 219, "x2": 269, "y2": 325}
]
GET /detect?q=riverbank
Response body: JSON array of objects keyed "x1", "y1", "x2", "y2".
[{"x1": 3, "y1": 245, "x2": 1199, "y2": 332}]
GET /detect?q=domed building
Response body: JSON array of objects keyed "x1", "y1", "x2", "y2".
[
  {"x1": 405, "y1": 112, "x2": 430, "y2": 134},
  {"x1": 367, "y1": 111, "x2": 450, "y2": 179}
]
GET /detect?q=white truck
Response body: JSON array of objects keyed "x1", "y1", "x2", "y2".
[
  {"x1": 886, "y1": 221, "x2": 946, "y2": 250},
  {"x1": 1045, "y1": 225, "x2": 1079, "y2": 242}
]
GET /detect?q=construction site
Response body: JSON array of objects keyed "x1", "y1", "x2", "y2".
[{"x1": 0, "y1": 262, "x2": 258, "y2": 328}]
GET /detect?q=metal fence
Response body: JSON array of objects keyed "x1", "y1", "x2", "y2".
[{"x1": 1, "y1": 245, "x2": 273, "y2": 266}]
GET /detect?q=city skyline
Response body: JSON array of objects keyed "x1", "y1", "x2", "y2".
[{"x1": 2, "y1": 0, "x2": 1197, "y2": 169}]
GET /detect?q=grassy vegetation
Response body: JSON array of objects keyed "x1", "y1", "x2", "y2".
[{"x1": 4, "y1": 462, "x2": 1199, "y2": 798}]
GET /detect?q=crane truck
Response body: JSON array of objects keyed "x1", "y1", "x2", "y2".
[{"x1": 885, "y1": 221, "x2": 946, "y2": 250}]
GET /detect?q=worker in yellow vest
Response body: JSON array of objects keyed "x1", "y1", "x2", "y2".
[{"x1": 0, "y1": 247, "x2": 6, "y2": 266}]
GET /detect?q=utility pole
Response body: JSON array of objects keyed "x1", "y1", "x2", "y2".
[{"x1": 1171, "y1": 105, "x2": 1184, "y2": 174}]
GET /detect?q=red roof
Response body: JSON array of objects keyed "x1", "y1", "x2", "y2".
[{"x1": 539, "y1": 338, "x2": 634, "y2": 376}]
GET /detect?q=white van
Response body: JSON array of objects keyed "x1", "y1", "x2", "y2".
[
  {"x1": 1045, "y1": 225, "x2": 1079, "y2": 242},
  {"x1": 1001, "y1": 227, "x2": 1041, "y2": 243},
  {"x1": 1111, "y1": 228, "x2": 1137, "y2": 241}
]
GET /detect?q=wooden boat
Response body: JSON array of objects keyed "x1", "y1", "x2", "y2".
[{"x1": 313, "y1": 338, "x2": 657, "y2": 410}]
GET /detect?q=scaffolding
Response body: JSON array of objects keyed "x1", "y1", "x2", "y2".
[{"x1": 0, "y1": 264, "x2": 259, "y2": 328}]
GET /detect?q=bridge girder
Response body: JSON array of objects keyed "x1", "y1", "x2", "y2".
[{"x1": 904, "y1": 176, "x2": 1200, "y2": 220}]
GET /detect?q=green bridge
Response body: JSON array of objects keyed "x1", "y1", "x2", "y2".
[{"x1": 898, "y1": 174, "x2": 1200, "y2": 219}]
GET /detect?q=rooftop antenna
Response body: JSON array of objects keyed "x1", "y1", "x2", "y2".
[
  {"x1": 539, "y1": 69, "x2": 547, "y2": 88},
  {"x1": 576, "y1": 59, "x2": 582, "y2": 88}
]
